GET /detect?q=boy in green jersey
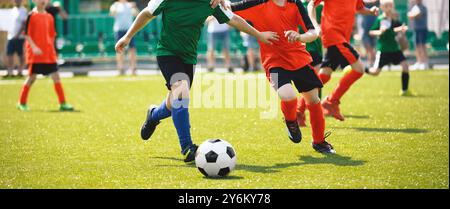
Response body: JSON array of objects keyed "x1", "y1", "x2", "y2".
[
  {"x1": 366, "y1": 0, "x2": 412, "y2": 96},
  {"x1": 115, "y1": 0, "x2": 278, "y2": 162}
]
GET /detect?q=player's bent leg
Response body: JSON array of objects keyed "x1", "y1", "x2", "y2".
[
  {"x1": 170, "y1": 80, "x2": 197, "y2": 162},
  {"x1": 278, "y1": 84, "x2": 302, "y2": 143},
  {"x1": 296, "y1": 96, "x2": 307, "y2": 127},
  {"x1": 318, "y1": 67, "x2": 333, "y2": 85}
]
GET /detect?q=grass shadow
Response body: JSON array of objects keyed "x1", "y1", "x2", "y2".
[
  {"x1": 344, "y1": 115, "x2": 371, "y2": 119},
  {"x1": 236, "y1": 154, "x2": 366, "y2": 174},
  {"x1": 332, "y1": 126, "x2": 428, "y2": 134}
]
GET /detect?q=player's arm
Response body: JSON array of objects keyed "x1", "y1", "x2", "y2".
[
  {"x1": 24, "y1": 35, "x2": 42, "y2": 55},
  {"x1": 115, "y1": 10, "x2": 155, "y2": 53},
  {"x1": 227, "y1": 15, "x2": 279, "y2": 45},
  {"x1": 285, "y1": 0, "x2": 318, "y2": 44},
  {"x1": 357, "y1": 0, "x2": 379, "y2": 17},
  {"x1": 393, "y1": 24, "x2": 408, "y2": 33},
  {"x1": 307, "y1": 0, "x2": 321, "y2": 32}
]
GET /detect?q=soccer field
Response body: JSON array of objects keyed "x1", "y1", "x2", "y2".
[{"x1": 0, "y1": 70, "x2": 448, "y2": 189}]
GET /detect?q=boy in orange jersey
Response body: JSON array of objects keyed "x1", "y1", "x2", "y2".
[
  {"x1": 17, "y1": 0, "x2": 74, "y2": 111},
  {"x1": 307, "y1": 0, "x2": 378, "y2": 121},
  {"x1": 231, "y1": 0, "x2": 335, "y2": 153}
]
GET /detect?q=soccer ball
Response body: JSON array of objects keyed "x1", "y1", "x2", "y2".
[{"x1": 195, "y1": 139, "x2": 237, "y2": 178}]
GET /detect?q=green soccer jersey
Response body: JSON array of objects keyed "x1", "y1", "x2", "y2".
[
  {"x1": 371, "y1": 15, "x2": 402, "y2": 53},
  {"x1": 147, "y1": 0, "x2": 234, "y2": 64},
  {"x1": 298, "y1": 0, "x2": 323, "y2": 55}
]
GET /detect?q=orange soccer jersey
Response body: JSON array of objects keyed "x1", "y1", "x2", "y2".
[
  {"x1": 25, "y1": 10, "x2": 57, "y2": 64},
  {"x1": 232, "y1": 0, "x2": 314, "y2": 75},
  {"x1": 314, "y1": 0, "x2": 365, "y2": 48}
]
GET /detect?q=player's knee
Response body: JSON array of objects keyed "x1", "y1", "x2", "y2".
[
  {"x1": 171, "y1": 80, "x2": 190, "y2": 100},
  {"x1": 320, "y1": 67, "x2": 333, "y2": 75},
  {"x1": 277, "y1": 84, "x2": 297, "y2": 101}
]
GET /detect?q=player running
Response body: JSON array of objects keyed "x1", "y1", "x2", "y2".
[
  {"x1": 17, "y1": 0, "x2": 74, "y2": 112},
  {"x1": 296, "y1": 0, "x2": 324, "y2": 127},
  {"x1": 366, "y1": 0, "x2": 412, "y2": 96},
  {"x1": 308, "y1": 0, "x2": 379, "y2": 121},
  {"x1": 115, "y1": 0, "x2": 279, "y2": 162},
  {"x1": 230, "y1": 0, "x2": 335, "y2": 154}
]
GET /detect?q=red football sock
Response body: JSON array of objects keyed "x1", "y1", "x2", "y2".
[
  {"x1": 328, "y1": 69, "x2": 363, "y2": 102},
  {"x1": 54, "y1": 82, "x2": 66, "y2": 104},
  {"x1": 19, "y1": 84, "x2": 30, "y2": 104},
  {"x1": 281, "y1": 99, "x2": 298, "y2": 121},
  {"x1": 307, "y1": 102, "x2": 325, "y2": 144},
  {"x1": 297, "y1": 96, "x2": 306, "y2": 113},
  {"x1": 319, "y1": 73, "x2": 331, "y2": 85}
]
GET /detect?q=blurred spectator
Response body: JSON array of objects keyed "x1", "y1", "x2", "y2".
[
  {"x1": 241, "y1": 32, "x2": 260, "y2": 72},
  {"x1": 360, "y1": 0, "x2": 379, "y2": 67},
  {"x1": 408, "y1": 0, "x2": 429, "y2": 70},
  {"x1": 5, "y1": 0, "x2": 27, "y2": 78},
  {"x1": 206, "y1": 16, "x2": 232, "y2": 73},
  {"x1": 110, "y1": 0, "x2": 139, "y2": 76}
]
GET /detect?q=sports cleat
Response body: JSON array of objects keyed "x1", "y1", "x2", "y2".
[
  {"x1": 182, "y1": 144, "x2": 198, "y2": 163},
  {"x1": 17, "y1": 103, "x2": 29, "y2": 111},
  {"x1": 285, "y1": 120, "x2": 302, "y2": 143},
  {"x1": 59, "y1": 103, "x2": 74, "y2": 111},
  {"x1": 321, "y1": 99, "x2": 345, "y2": 121},
  {"x1": 399, "y1": 90, "x2": 415, "y2": 97},
  {"x1": 312, "y1": 132, "x2": 336, "y2": 154},
  {"x1": 140, "y1": 105, "x2": 160, "y2": 140},
  {"x1": 296, "y1": 111, "x2": 307, "y2": 127}
]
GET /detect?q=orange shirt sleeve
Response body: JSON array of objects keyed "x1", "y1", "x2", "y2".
[{"x1": 231, "y1": 0, "x2": 264, "y2": 24}]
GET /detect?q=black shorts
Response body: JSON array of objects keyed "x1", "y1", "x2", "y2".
[
  {"x1": 309, "y1": 51, "x2": 323, "y2": 67},
  {"x1": 29, "y1": 63, "x2": 58, "y2": 75},
  {"x1": 321, "y1": 43, "x2": 360, "y2": 71},
  {"x1": 6, "y1": 38, "x2": 25, "y2": 56},
  {"x1": 269, "y1": 64, "x2": 323, "y2": 93},
  {"x1": 373, "y1": 51, "x2": 406, "y2": 69},
  {"x1": 157, "y1": 56, "x2": 194, "y2": 90}
]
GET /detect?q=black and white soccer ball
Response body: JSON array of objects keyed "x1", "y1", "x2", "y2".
[{"x1": 195, "y1": 139, "x2": 237, "y2": 178}]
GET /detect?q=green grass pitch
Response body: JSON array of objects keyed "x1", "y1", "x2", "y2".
[{"x1": 0, "y1": 70, "x2": 448, "y2": 189}]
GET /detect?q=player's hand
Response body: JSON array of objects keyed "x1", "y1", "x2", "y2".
[
  {"x1": 284, "y1": 30, "x2": 301, "y2": 43},
  {"x1": 210, "y1": 0, "x2": 227, "y2": 9},
  {"x1": 400, "y1": 24, "x2": 409, "y2": 33},
  {"x1": 258, "y1": 31, "x2": 279, "y2": 45},
  {"x1": 32, "y1": 47, "x2": 42, "y2": 55},
  {"x1": 115, "y1": 36, "x2": 131, "y2": 54},
  {"x1": 370, "y1": 6, "x2": 379, "y2": 16}
]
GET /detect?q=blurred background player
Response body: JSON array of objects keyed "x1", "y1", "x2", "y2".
[
  {"x1": 5, "y1": 0, "x2": 27, "y2": 78},
  {"x1": 360, "y1": 0, "x2": 379, "y2": 68},
  {"x1": 17, "y1": 0, "x2": 74, "y2": 111},
  {"x1": 206, "y1": 16, "x2": 233, "y2": 73},
  {"x1": 241, "y1": 31, "x2": 260, "y2": 72},
  {"x1": 115, "y1": 0, "x2": 277, "y2": 162},
  {"x1": 110, "y1": 0, "x2": 139, "y2": 76},
  {"x1": 296, "y1": 0, "x2": 323, "y2": 127},
  {"x1": 367, "y1": 0, "x2": 411, "y2": 96},
  {"x1": 231, "y1": 0, "x2": 335, "y2": 154},
  {"x1": 308, "y1": 0, "x2": 379, "y2": 121},
  {"x1": 408, "y1": 0, "x2": 429, "y2": 70}
]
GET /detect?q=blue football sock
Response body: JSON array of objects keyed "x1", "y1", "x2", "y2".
[
  {"x1": 150, "y1": 100, "x2": 172, "y2": 122},
  {"x1": 171, "y1": 99, "x2": 193, "y2": 152}
]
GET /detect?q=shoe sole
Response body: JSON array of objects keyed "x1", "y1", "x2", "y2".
[{"x1": 140, "y1": 105, "x2": 158, "y2": 140}]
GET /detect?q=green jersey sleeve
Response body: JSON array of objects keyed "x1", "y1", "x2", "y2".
[
  {"x1": 371, "y1": 17, "x2": 381, "y2": 30},
  {"x1": 212, "y1": 4, "x2": 234, "y2": 24},
  {"x1": 147, "y1": 0, "x2": 167, "y2": 16}
]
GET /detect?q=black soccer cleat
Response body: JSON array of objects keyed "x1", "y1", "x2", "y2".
[
  {"x1": 182, "y1": 144, "x2": 198, "y2": 163},
  {"x1": 285, "y1": 120, "x2": 302, "y2": 143},
  {"x1": 312, "y1": 132, "x2": 336, "y2": 154},
  {"x1": 140, "y1": 105, "x2": 160, "y2": 140}
]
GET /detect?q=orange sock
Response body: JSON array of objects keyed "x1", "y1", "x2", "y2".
[
  {"x1": 307, "y1": 102, "x2": 325, "y2": 144},
  {"x1": 319, "y1": 73, "x2": 331, "y2": 85},
  {"x1": 297, "y1": 97, "x2": 306, "y2": 113},
  {"x1": 54, "y1": 82, "x2": 66, "y2": 104},
  {"x1": 19, "y1": 84, "x2": 30, "y2": 104},
  {"x1": 329, "y1": 69, "x2": 363, "y2": 102},
  {"x1": 281, "y1": 99, "x2": 297, "y2": 121}
]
